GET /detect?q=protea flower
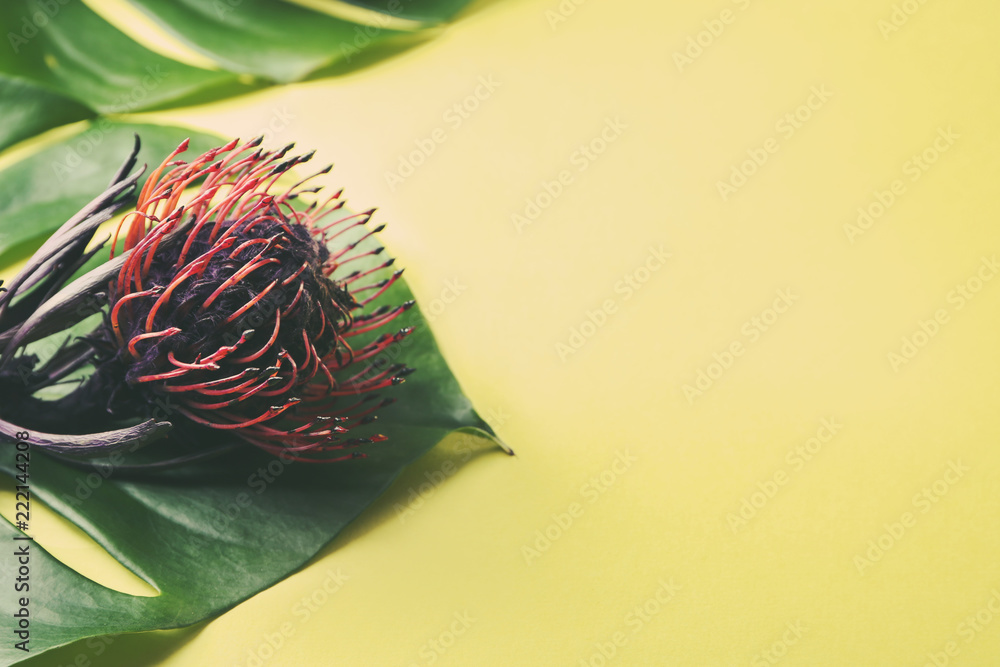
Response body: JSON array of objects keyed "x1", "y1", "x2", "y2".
[{"x1": 0, "y1": 137, "x2": 413, "y2": 464}]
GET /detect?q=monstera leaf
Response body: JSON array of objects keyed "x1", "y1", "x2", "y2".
[
  {"x1": 0, "y1": 0, "x2": 481, "y2": 153},
  {"x1": 0, "y1": 2, "x2": 497, "y2": 662},
  {"x1": 0, "y1": 119, "x2": 505, "y2": 665}
]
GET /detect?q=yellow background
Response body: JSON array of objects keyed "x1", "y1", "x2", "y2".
[{"x1": 14, "y1": 0, "x2": 1000, "y2": 664}]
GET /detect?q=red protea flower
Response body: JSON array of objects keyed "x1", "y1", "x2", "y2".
[{"x1": 0, "y1": 137, "x2": 414, "y2": 464}]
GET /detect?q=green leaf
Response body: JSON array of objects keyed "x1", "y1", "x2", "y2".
[
  {"x1": 0, "y1": 122, "x2": 504, "y2": 665},
  {"x1": 125, "y1": 0, "x2": 407, "y2": 83},
  {"x1": 0, "y1": 0, "x2": 481, "y2": 116},
  {"x1": 0, "y1": 121, "x2": 223, "y2": 269},
  {"x1": 0, "y1": 75, "x2": 94, "y2": 154},
  {"x1": 0, "y1": 0, "x2": 240, "y2": 114}
]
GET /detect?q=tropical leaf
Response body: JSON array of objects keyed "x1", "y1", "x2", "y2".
[
  {"x1": 0, "y1": 121, "x2": 504, "y2": 665},
  {"x1": 0, "y1": 2, "x2": 497, "y2": 661},
  {"x1": 123, "y1": 0, "x2": 408, "y2": 83},
  {"x1": 0, "y1": 75, "x2": 94, "y2": 155},
  {"x1": 0, "y1": 0, "x2": 480, "y2": 152},
  {"x1": 0, "y1": 1, "x2": 239, "y2": 114}
]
